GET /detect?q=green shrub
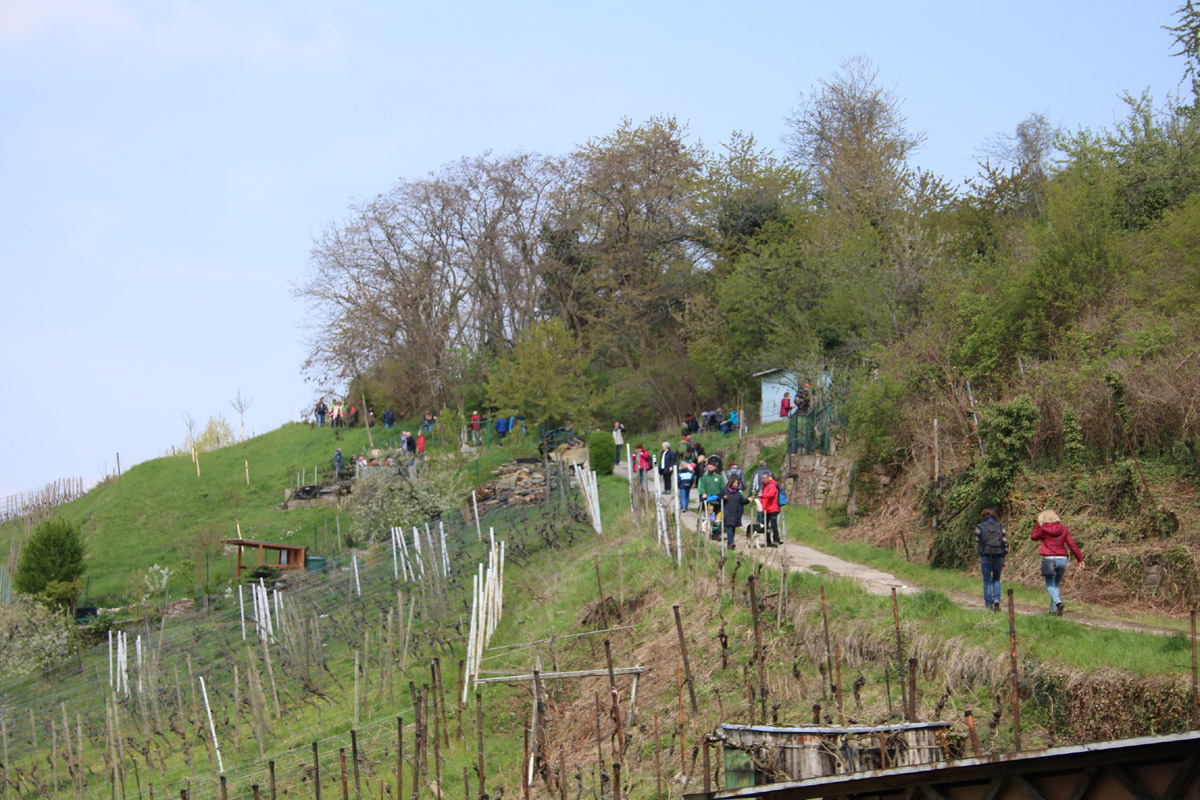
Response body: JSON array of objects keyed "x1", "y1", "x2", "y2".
[
  {"x1": 15, "y1": 518, "x2": 85, "y2": 598},
  {"x1": 587, "y1": 431, "x2": 616, "y2": 477}
]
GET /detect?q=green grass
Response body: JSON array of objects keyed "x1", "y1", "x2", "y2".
[{"x1": 0, "y1": 420, "x2": 514, "y2": 604}]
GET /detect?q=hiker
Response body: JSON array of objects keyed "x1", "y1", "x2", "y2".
[
  {"x1": 728, "y1": 409, "x2": 740, "y2": 433},
  {"x1": 405, "y1": 431, "x2": 418, "y2": 466},
  {"x1": 720, "y1": 478, "x2": 752, "y2": 549},
  {"x1": 333, "y1": 447, "x2": 344, "y2": 476},
  {"x1": 611, "y1": 422, "x2": 625, "y2": 465},
  {"x1": 331, "y1": 401, "x2": 343, "y2": 427},
  {"x1": 976, "y1": 508, "x2": 1007, "y2": 611},
  {"x1": 1031, "y1": 510, "x2": 1085, "y2": 616},
  {"x1": 346, "y1": 404, "x2": 358, "y2": 428},
  {"x1": 677, "y1": 455, "x2": 696, "y2": 511},
  {"x1": 658, "y1": 441, "x2": 676, "y2": 493},
  {"x1": 750, "y1": 460, "x2": 773, "y2": 495},
  {"x1": 697, "y1": 460, "x2": 724, "y2": 524},
  {"x1": 422, "y1": 411, "x2": 435, "y2": 432},
  {"x1": 416, "y1": 432, "x2": 426, "y2": 466},
  {"x1": 382, "y1": 407, "x2": 396, "y2": 429},
  {"x1": 780, "y1": 391, "x2": 792, "y2": 418},
  {"x1": 635, "y1": 444, "x2": 652, "y2": 487},
  {"x1": 470, "y1": 411, "x2": 481, "y2": 444},
  {"x1": 758, "y1": 473, "x2": 782, "y2": 546},
  {"x1": 495, "y1": 415, "x2": 509, "y2": 443},
  {"x1": 797, "y1": 385, "x2": 811, "y2": 415},
  {"x1": 750, "y1": 460, "x2": 774, "y2": 526},
  {"x1": 315, "y1": 399, "x2": 328, "y2": 428},
  {"x1": 725, "y1": 460, "x2": 744, "y2": 489}
]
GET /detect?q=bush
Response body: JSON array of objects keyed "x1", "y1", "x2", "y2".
[
  {"x1": 587, "y1": 431, "x2": 616, "y2": 476},
  {"x1": 15, "y1": 518, "x2": 85, "y2": 599},
  {"x1": 0, "y1": 595, "x2": 75, "y2": 679}
]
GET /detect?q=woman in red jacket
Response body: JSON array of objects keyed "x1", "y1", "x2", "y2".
[
  {"x1": 1031, "y1": 510, "x2": 1085, "y2": 616},
  {"x1": 758, "y1": 474, "x2": 782, "y2": 546}
]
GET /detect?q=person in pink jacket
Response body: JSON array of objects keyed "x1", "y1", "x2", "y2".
[{"x1": 1031, "y1": 510, "x2": 1085, "y2": 616}]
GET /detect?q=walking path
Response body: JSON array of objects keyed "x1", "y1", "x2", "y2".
[{"x1": 613, "y1": 462, "x2": 1179, "y2": 636}]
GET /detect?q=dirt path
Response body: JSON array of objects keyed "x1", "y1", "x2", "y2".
[{"x1": 613, "y1": 462, "x2": 1180, "y2": 636}]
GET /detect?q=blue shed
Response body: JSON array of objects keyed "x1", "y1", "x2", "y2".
[{"x1": 755, "y1": 369, "x2": 797, "y2": 423}]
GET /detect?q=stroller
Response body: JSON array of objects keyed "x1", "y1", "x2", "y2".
[{"x1": 698, "y1": 492, "x2": 723, "y2": 540}]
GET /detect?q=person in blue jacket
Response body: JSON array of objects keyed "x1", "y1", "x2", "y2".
[{"x1": 495, "y1": 415, "x2": 510, "y2": 443}]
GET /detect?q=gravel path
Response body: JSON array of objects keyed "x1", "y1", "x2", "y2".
[{"x1": 613, "y1": 461, "x2": 1180, "y2": 635}]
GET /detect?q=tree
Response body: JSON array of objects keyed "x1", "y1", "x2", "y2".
[
  {"x1": 541, "y1": 116, "x2": 705, "y2": 367},
  {"x1": 1167, "y1": 1, "x2": 1200, "y2": 100},
  {"x1": 487, "y1": 318, "x2": 592, "y2": 430},
  {"x1": 784, "y1": 56, "x2": 951, "y2": 339},
  {"x1": 15, "y1": 518, "x2": 86, "y2": 601},
  {"x1": 298, "y1": 151, "x2": 560, "y2": 414}
]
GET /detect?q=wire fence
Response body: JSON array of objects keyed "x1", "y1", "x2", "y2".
[{"x1": 0, "y1": 460, "x2": 588, "y2": 800}]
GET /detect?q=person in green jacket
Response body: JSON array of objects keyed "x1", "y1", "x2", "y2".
[{"x1": 697, "y1": 460, "x2": 725, "y2": 523}]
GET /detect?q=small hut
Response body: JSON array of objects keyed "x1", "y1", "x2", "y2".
[
  {"x1": 720, "y1": 722, "x2": 955, "y2": 789},
  {"x1": 221, "y1": 539, "x2": 308, "y2": 578}
]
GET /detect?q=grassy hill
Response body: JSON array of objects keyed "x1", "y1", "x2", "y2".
[{"x1": 0, "y1": 422, "x2": 1195, "y2": 799}]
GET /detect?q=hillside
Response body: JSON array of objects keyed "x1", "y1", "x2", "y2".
[{"x1": 0, "y1": 424, "x2": 1196, "y2": 799}]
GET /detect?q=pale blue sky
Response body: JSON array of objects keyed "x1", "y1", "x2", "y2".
[{"x1": 0, "y1": 0, "x2": 1187, "y2": 497}]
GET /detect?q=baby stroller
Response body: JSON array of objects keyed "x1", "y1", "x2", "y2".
[{"x1": 698, "y1": 492, "x2": 723, "y2": 540}]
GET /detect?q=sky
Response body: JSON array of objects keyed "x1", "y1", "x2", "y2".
[{"x1": 0, "y1": 0, "x2": 1190, "y2": 499}]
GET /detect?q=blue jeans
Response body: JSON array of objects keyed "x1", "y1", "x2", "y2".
[
  {"x1": 317, "y1": 413, "x2": 325, "y2": 427},
  {"x1": 980, "y1": 555, "x2": 1004, "y2": 607},
  {"x1": 679, "y1": 486, "x2": 691, "y2": 510},
  {"x1": 1042, "y1": 557, "x2": 1068, "y2": 609}
]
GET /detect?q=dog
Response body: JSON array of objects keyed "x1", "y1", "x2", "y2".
[{"x1": 744, "y1": 522, "x2": 767, "y2": 549}]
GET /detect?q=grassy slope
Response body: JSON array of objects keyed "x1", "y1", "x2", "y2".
[
  {"x1": 0, "y1": 422, "x2": 1194, "y2": 799},
  {"x1": 0, "y1": 419, "x2": 538, "y2": 603}
]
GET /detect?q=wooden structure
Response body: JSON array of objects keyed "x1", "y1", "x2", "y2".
[
  {"x1": 721, "y1": 723, "x2": 953, "y2": 788},
  {"x1": 221, "y1": 539, "x2": 307, "y2": 578},
  {"x1": 686, "y1": 730, "x2": 1200, "y2": 800}
]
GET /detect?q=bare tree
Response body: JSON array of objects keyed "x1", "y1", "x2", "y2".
[
  {"x1": 230, "y1": 389, "x2": 253, "y2": 485},
  {"x1": 229, "y1": 389, "x2": 253, "y2": 443}
]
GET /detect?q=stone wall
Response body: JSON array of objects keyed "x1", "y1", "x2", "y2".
[{"x1": 785, "y1": 453, "x2": 854, "y2": 509}]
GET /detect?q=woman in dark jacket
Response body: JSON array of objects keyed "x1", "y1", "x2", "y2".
[
  {"x1": 720, "y1": 478, "x2": 752, "y2": 550},
  {"x1": 1031, "y1": 510, "x2": 1085, "y2": 616}
]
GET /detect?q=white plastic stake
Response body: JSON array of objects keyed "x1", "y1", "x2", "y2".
[
  {"x1": 473, "y1": 490, "x2": 482, "y2": 541},
  {"x1": 199, "y1": 677, "x2": 224, "y2": 773}
]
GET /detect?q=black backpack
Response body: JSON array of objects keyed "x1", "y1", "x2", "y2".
[{"x1": 979, "y1": 518, "x2": 1006, "y2": 555}]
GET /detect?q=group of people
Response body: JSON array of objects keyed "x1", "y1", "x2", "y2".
[
  {"x1": 331, "y1": 430, "x2": 427, "y2": 477},
  {"x1": 315, "y1": 399, "x2": 370, "y2": 428},
  {"x1": 975, "y1": 508, "x2": 1085, "y2": 615},
  {"x1": 630, "y1": 433, "x2": 783, "y2": 549},
  {"x1": 683, "y1": 409, "x2": 740, "y2": 436}
]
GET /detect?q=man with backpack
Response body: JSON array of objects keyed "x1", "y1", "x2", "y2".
[{"x1": 976, "y1": 508, "x2": 1008, "y2": 611}]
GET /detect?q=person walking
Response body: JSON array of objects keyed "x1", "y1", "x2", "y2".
[
  {"x1": 697, "y1": 460, "x2": 724, "y2": 527},
  {"x1": 416, "y1": 432, "x2": 426, "y2": 468},
  {"x1": 677, "y1": 456, "x2": 696, "y2": 511},
  {"x1": 1031, "y1": 510, "x2": 1085, "y2": 616},
  {"x1": 635, "y1": 444, "x2": 651, "y2": 487},
  {"x1": 611, "y1": 422, "x2": 626, "y2": 466},
  {"x1": 657, "y1": 441, "x2": 676, "y2": 494},
  {"x1": 315, "y1": 399, "x2": 328, "y2": 428},
  {"x1": 780, "y1": 391, "x2": 792, "y2": 418},
  {"x1": 333, "y1": 447, "x2": 344, "y2": 477},
  {"x1": 470, "y1": 411, "x2": 481, "y2": 445},
  {"x1": 976, "y1": 508, "x2": 1007, "y2": 611},
  {"x1": 382, "y1": 407, "x2": 396, "y2": 429},
  {"x1": 759, "y1": 473, "x2": 782, "y2": 546},
  {"x1": 720, "y1": 478, "x2": 752, "y2": 550}
]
